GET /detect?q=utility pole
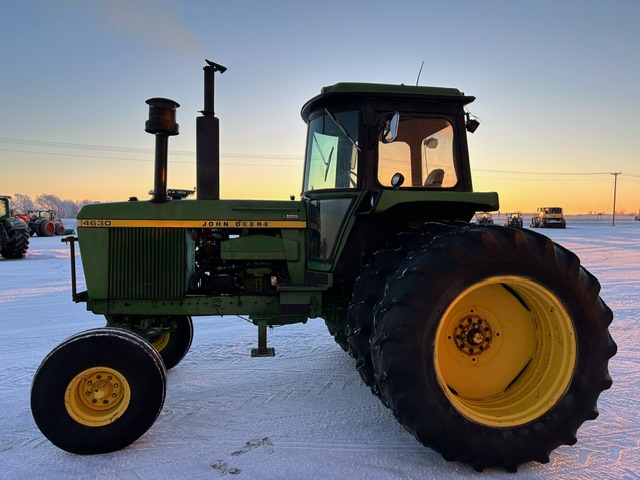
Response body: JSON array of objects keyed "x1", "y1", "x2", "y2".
[{"x1": 611, "y1": 172, "x2": 621, "y2": 226}]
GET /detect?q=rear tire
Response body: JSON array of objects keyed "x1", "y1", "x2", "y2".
[
  {"x1": 38, "y1": 220, "x2": 55, "y2": 236},
  {"x1": 371, "y1": 224, "x2": 616, "y2": 471},
  {"x1": 347, "y1": 222, "x2": 464, "y2": 393},
  {"x1": 1, "y1": 228, "x2": 29, "y2": 259},
  {"x1": 31, "y1": 328, "x2": 167, "y2": 454},
  {"x1": 325, "y1": 321, "x2": 349, "y2": 351}
]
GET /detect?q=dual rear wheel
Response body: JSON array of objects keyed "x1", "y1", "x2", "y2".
[{"x1": 348, "y1": 222, "x2": 616, "y2": 471}]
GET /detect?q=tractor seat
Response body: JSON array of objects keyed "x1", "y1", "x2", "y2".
[{"x1": 424, "y1": 168, "x2": 445, "y2": 187}]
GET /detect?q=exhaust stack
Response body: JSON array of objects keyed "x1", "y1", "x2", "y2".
[
  {"x1": 145, "y1": 97, "x2": 180, "y2": 203},
  {"x1": 197, "y1": 60, "x2": 227, "y2": 200}
]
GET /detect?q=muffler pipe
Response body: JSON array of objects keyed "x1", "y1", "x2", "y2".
[
  {"x1": 145, "y1": 97, "x2": 180, "y2": 203},
  {"x1": 197, "y1": 60, "x2": 226, "y2": 201}
]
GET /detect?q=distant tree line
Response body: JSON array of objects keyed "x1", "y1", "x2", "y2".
[{"x1": 10, "y1": 193, "x2": 94, "y2": 218}]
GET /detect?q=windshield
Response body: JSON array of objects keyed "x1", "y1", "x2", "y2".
[
  {"x1": 303, "y1": 110, "x2": 359, "y2": 191},
  {"x1": 378, "y1": 117, "x2": 457, "y2": 188}
]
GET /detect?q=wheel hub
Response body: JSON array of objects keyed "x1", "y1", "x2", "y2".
[
  {"x1": 79, "y1": 372, "x2": 123, "y2": 409},
  {"x1": 454, "y1": 315, "x2": 492, "y2": 355},
  {"x1": 65, "y1": 366, "x2": 131, "y2": 426}
]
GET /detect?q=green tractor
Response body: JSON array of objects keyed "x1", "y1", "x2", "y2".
[
  {"x1": 0, "y1": 195, "x2": 30, "y2": 259},
  {"x1": 504, "y1": 211, "x2": 524, "y2": 228},
  {"x1": 31, "y1": 61, "x2": 616, "y2": 472}
]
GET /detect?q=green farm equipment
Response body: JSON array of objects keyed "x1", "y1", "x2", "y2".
[
  {"x1": 31, "y1": 61, "x2": 616, "y2": 472},
  {"x1": 1, "y1": 195, "x2": 29, "y2": 259},
  {"x1": 475, "y1": 212, "x2": 494, "y2": 225},
  {"x1": 504, "y1": 212, "x2": 524, "y2": 228}
]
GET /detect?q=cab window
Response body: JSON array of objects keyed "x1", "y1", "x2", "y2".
[
  {"x1": 378, "y1": 117, "x2": 457, "y2": 188},
  {"x1": 303, "y1": 110, "x2": 359, "y2": 192}
]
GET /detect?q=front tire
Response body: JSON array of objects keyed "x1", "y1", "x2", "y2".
[
  {"x1": 149, "y1": 316, "x2": 194, "y2": 370},
  {"x1": 31, "y1": 328, "x2": 167, "y2": 454},
  {"x1": 371, "y1": 224, "x2": 616, "y2": 471}
]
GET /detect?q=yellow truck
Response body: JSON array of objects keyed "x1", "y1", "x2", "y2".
[{"x1": 531, "y1": 206, "x2": 566, "y2": 228}]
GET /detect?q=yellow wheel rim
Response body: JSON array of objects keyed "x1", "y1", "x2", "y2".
[
  {"x1": 151, "y1": 333, "x2": 170, "y2": 353},
  {"x1": 434, "y1": 275, "x2": 576, "y2": 427},
  {"x1": 65, "y1": 367, "x2": 131, "y2": 427}
]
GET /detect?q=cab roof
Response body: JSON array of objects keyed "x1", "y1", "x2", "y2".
[{"x1": 301, "y1": 82, "x2": 475, "y2": 120}]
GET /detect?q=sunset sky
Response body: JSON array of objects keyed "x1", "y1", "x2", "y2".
[{"x1": 1, "y1": 1, "x2": 638, "y2": 214}]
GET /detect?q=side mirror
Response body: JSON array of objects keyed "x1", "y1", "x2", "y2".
[
  {"x1": 465, "y1": 112, "x2": 480, "y2": 133},
  {"x1": 391, "y1": 172, "x2": 405, "y2": 189},
  {"x1": 381, "y1": 111, "x2": 399, "y2": 143}
]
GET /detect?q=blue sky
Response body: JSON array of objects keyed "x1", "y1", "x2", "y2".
[{"x1": 1, "y1": 0, "x2": 638, "y2": 213}]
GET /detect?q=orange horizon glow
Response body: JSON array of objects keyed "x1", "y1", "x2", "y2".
[{"x1": 5, "y1": 162, "x2": 637, "y2": 217}]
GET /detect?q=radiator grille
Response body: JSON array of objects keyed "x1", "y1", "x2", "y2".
[{"x1": 109, "y1": 228, "x2": 185, "y2": 298}]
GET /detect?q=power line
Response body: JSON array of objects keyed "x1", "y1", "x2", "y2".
[
  {"x1": 473, "y1": 175, "x2": 611, "y2": 182},
  {"x1": 0, "y1": 136, "x2": 302, "y2": 161},
  {"x1": 473, "y1": 168, "x2": 611, "y2": 176},
  {"x1": 0, "y1": 148, "x2": 303, "y2": 167},
  {"x1": 1, "y1": 136, "x2": 638, "y2": 177}
]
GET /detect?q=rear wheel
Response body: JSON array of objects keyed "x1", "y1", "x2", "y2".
[
  {"x1": 31, "y1": 328, "x2": 167, "y2": 454},
  {"x1": 1, "y1": 228, "x2": 29, "y2": 259},
  {"x1": 347, "y1": 222, "x2": 463, "y2": 393},
  {"x1": 347, "y1": 243, "x2": 409, "y2": 392},
  {"x1": 38, "y1": 220, "x2": 55, "y2": 236},
  {"x1": 371, "y1": 224, "x2": 616, "y2": 471},
  {"x1": 325, "y1": 321, "x2": 349, "y2": 351}
]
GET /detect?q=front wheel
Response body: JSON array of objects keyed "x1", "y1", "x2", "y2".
[
  {"x1": 105, "y1": 315, "x2": 194, "y2": 370},
  {"x1": 371, "y1": 224, "x2": 616, "y2": 471},
  {"x1": 149, "y1": 316, "x2": 194, "y2": 370},
  {"x1": 31, "y1": 328, "x2": 167, "y2": 454}
]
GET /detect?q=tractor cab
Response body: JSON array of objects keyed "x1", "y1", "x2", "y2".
[
  {"x1": 301, "y1": 83, "x2": 479, "y2": 194},
  {"x1": 299, "y1": 83, "x2": 497, "y2": 275},
  {"x1": 0, "y1": 196, "x2": 9, "y2": 219}
]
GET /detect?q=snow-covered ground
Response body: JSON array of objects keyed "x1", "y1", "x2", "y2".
[{"x1": 1, "y1": 217, "x2": 638, "y2": 480}]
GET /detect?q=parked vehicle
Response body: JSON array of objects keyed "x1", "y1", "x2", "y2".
[
  {"x1": 31, "y1": 61, "x2": 616, "y2": 472},
  {"x1": 531, "y1": 206, "x2": 566, "y2": 228},
  {"x1": 504, "y1": 212, "x2": 524, "y2": 228},
  {"x1": 475, "y1": 212, "x2": 494, "y2": 225},
  {"x1": 26, "y1": 210, "x2": 69, "y2": 236},
  {"x1": 0, "y1": 195, "x2": 30, "y2": 259}
]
